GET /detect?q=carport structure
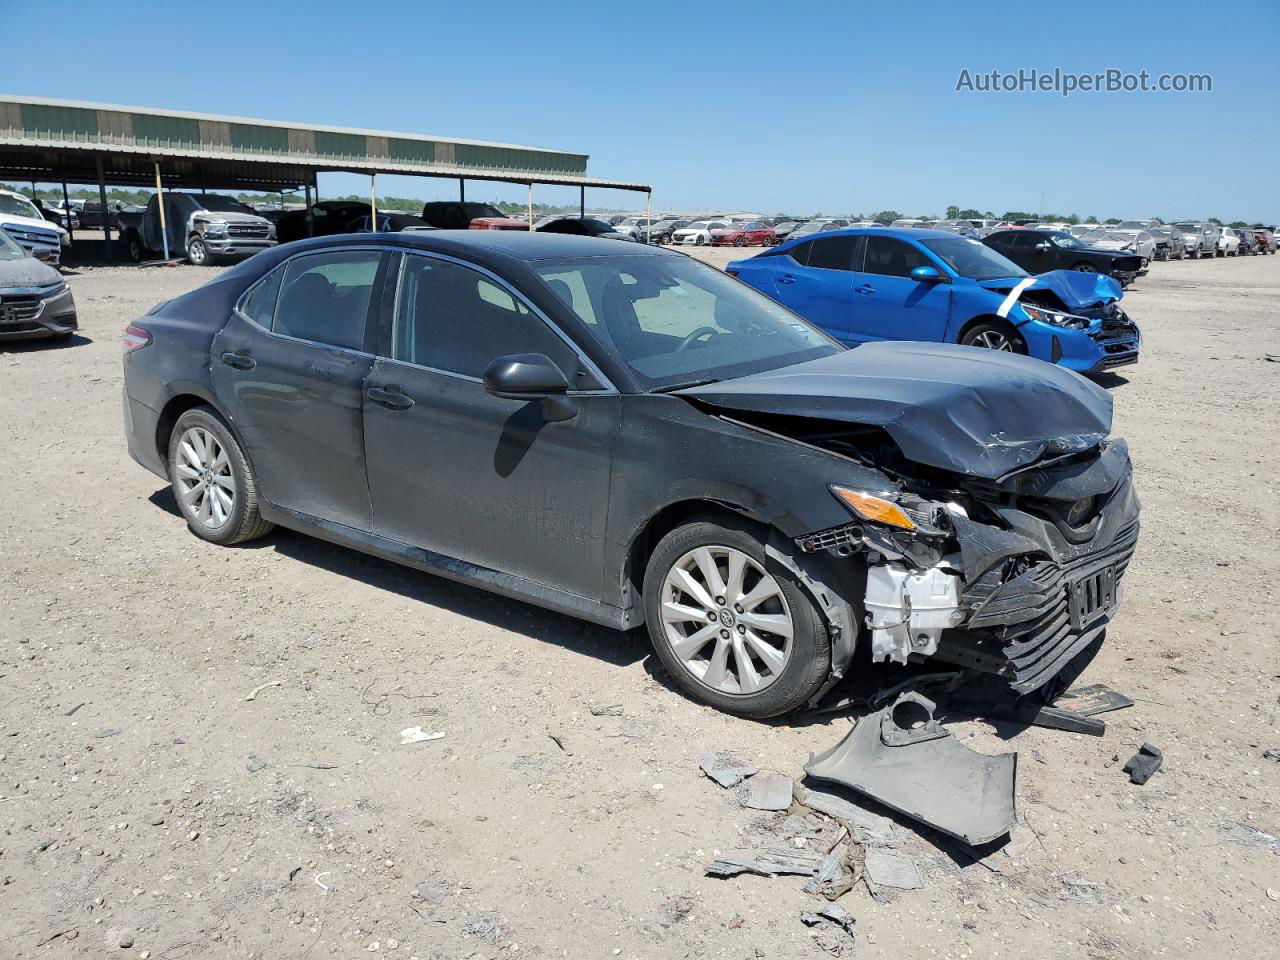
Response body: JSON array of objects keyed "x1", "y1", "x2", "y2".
[{"x1": 0, "y1": 95, "x2": 651, "y2": 261}]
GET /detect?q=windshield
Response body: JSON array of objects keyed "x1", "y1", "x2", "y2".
[
  {"x1": 0, "y1": 227, "x2": 26, "y2": 260},
  {"x1": 534, "y1": 255, "x2": 841, "y2": 390},
  {"x1": 921, "y1": 236, "x2": 1027, "y2": 279},
  {"x1": 195, "y1": 195, "x2": 259, "y2": 215},
  {"x1": 1085, "y1": 231, "x2": 1123, "y2": 242},
  {"x1": 1173, "y1": 223, "x2": 1199, "y2": 231},
  {"x1": 1049, "y1": 233, "x2": 1085, "y2": 249},
  {"x1": 0, "y1": 193, "x2": 42, "y2": 220},
  {"x1": 683, "y1": 221, "x2": 712, "y2": 230},
  {"x1": 465, "y1": 203, "x2": 508, "y2": 220},
  {"x1": 1117, "y1": 221, "x2": 1149, "y2": 230}
]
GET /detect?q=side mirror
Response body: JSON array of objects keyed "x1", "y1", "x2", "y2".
[
  {"x1": 483, "y1": 353, "x2": 577, "y2": 422},
  {"x1": 483, "y1": 353, "x2": 569, "y2": 398},
  {"x1": 910, "y1": 265, "x2": 946, "y2": 283}
]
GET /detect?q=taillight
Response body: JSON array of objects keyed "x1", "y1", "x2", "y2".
[{"x1": 123, "y1": 323, "x2": 152, "y2": 354}]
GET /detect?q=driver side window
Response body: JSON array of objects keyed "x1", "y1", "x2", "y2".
[{"x1": 393, "y1": 254, "x2": 578, "y2": 380}]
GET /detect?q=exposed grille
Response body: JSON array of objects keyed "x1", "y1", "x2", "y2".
[
  {"x1": 935, "y1": 518, "x2": 1139, "y2": 693},
  {"x1": 227, "y1": 222, "x2": 271, "y2": 239},
  {"x1": 3, "y1": 224, "x2": 59, "y2": 247},
  {"x1": 0, "y1": 294, "x2": 42, "y2": 322},
  {"x1": 795, "y1": 523, "x2": 862, "y2": 555}
]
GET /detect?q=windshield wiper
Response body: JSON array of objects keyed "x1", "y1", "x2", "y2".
[{"x1": 651, "y1": 377, "x2": 721, "y2": 394}]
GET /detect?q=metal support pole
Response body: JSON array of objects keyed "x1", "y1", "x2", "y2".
[
  {"x1": 96, "y1": 154, "x2": 112, "y2": 262},
  {"x1": 370, "y1": 173, "x2": 378, "y2": 232},
  {"x1": 459, "y1": 177, "x2": 465, "y2": 202},
  {"x1": 62, "y1": 179, "x2": 73, "y2": 245},
  {"x1": 527, "y1": 183, "x2": 533, "y2": 231},
  {"x1": 579, "y1": 186, "x2": 585, "y2": 219},
  {"x1": 154, "y1": 161, "x2": 170, "y2": 261},
  {"x1": 305, "y1": 182, "x2": 314, "y2": 237},
  {"x1": 645, "y1": 191, "x2": 652, "y2": 244}
]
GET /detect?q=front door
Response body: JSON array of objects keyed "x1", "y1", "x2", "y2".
[
  {"x1": 848, "y1": 236, "x2": 952, "y2": 343},
  {"x1": 362, "y1": 252, "x2": 617, "y2": 600},
  {"x1": 210, "y1": 248, "x2": 386, "y2": 531}
]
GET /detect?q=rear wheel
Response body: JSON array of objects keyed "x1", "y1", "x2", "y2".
[
  {"x1": 960, "y1": 320, "x2": 1027, "y2": 354},
  {"x1": 126, "y1": 233, "x2": 144, "y2": 264},
  {"x1": 1071, "y1": 262, "x2": 1097, "y2": 273},
  {"x1": 643, "y1": 519, "x2": 830, "y2": 719},
  {"x1": 168, "y1": 407, "x2": 273, "y2": 545}
]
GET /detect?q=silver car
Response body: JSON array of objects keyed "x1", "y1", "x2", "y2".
[{"x1": 1172, "y1": 222, "x2": 1216, "y2": 259}]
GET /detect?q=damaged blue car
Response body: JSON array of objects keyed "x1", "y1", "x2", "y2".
[{"x1": 727, "y1": 227, "x2": 1140, "y2": 374}]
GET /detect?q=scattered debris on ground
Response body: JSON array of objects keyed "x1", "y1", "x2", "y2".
[
  {"x1": 399, "y1": 726, "x2": 446, "y2": 745},
  {"x1": 737, "y1": 771, "x2": 794, "y2": 811},
  {"x1": 1218, "y1": 821, "x2": 1280, "y2": 854},
  {"x1": 806, "y1": 691, "x2": 1017, "y2": 845},
  {"x1": 588, "y1": 703, "x2": 624, "y2": 716},
  {"x1": 863, "y1": 849, "x2": 923, "y2": 891},
  {"x1": 244, "y1": 679, "x2": 283, "y2": 701},
  {"x1": 1122, "y1": 742, "x2": 1163, "y2": 784},
  {"x1": 800, "y1": 903, "x2": 857, "y2": 955},
  {"x1": 700, "y1": 751, "x2": 758, "y2": 788}
]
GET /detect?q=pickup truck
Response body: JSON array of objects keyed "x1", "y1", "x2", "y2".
[
  {"x1": 420, "y1": 201, "x2": 528, "y2": 230},
  {"x1": 117, "y1": 193, "x2": 277, "y2": 265},
  {"x1": 0, "y1": 188, "x2": 69, "y2": 266}
]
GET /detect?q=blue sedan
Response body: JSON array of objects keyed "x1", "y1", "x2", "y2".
[{"x1": 727, "y1": 228, "x2": 1139, "y2": 374}]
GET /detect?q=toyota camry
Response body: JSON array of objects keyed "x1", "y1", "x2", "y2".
[{"x1": 122, "y1": 232, "x2": 1140, "y2": 718}]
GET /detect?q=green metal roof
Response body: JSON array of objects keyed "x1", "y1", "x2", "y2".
[{"x1": 0, "y1": 96, "x2": 649, "y2": 193}]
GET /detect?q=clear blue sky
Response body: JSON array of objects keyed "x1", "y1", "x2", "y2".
[{"x1": 7, "y1": 0, "x2": 1277, "y2": 221}]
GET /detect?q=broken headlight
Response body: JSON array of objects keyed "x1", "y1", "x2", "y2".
[
  {"x1": 829, "y1": 486, "x2": 952, "y2": 537},
  {"x1": 1019, "y1": 303, "x2": 1090, "y2": 330}
]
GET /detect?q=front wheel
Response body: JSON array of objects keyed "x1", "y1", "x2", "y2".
[
  {"x1": 187, "y1": 236, "x2": 211, "y2": 266},
  {"x1": 1071, "y1": 262, "x2": 1098, "y2": 273},
  {"x1": 643, "y1": 519, "x2": 830, "y2": 719},
  {"x1": 960, "y1": 321, "x2": 1027, "y2": 354},
  {"x1": 168, "y1": 407, "x2": 274, "y2": 545},
  {"x1": 694, "y1": 235, "x2": 705, "y2": 246}
]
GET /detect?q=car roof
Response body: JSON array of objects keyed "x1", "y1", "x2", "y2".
[
  {"x1": 787, "y1": 226, "x2": 962, "y2": 242},
  {"x1": 276, "y1": 230, "x2": 674, "y2": 263}
]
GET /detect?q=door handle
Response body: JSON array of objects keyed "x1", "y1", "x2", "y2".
[
  {"x1": 778, "y1": 274, "x2": 797, "y2": 284},
  {"x1": 367, "y1": 384, "x2": 414, "y2": 411},
  {"x1": 855, "y1": 284, "x2": 875, "y2": 295},
  {"x1": 220, "y1": 350, "x2": 256, "y2": 370}
]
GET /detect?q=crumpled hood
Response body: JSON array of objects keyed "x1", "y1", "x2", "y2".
[
  {"x1": 0, "y1": 255, "x2": 63, "y2": 288},
  {"x1": 677, "y1": 341, "x2": 1113, "y2": 479},
  {"x1": 977, "y1": 269, "x2": 1122, "y2": 309}
]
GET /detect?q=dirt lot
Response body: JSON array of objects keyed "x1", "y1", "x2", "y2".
[{"x1": 2, "y1": 247, "x2": 1278, "y2": 959}]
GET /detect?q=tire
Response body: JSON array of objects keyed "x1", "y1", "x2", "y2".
[
  {"x1": 126, "y1": 233, "x2": 144, "y2": 264},
  {"x1": 734, "y1": 235, "x2": 747, "y2": 247},
  {"x1": 694, "y1": 235, "x2": 705, "y2": 246},
  {"x1": 186, "y1": 236, "x2": 211, "y2": 266},
  {"x1": 1071, "y1": 262, "x2": 1097, "y2": 273},
  {"x1": 960, "y1": 320, "x2": 1027, "y2": 354},
  {"x1": 642, "y1": 517, "x2": 830, "y2": 719},
  {"x1": 168, "y1": 406, "x2": 274, "y2": 546}
]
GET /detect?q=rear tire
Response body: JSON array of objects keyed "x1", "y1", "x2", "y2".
[
  {"x1": 168, "y1": 407, "x2": 274, "y2": 546},
  {"x1": 126, "y1": 233, "x2": 144, "y2": 264},
  {"x1": 643, "y1": 518, "x2": 830, "y2": 719}
]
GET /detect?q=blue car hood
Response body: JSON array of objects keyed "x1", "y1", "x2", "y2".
[
  {"x1": 677, "y1": 341, "x2": 1113, "y2": 480},
  {"x1": 977, "y1": 269, "x2": 1122, "y2": 309}
]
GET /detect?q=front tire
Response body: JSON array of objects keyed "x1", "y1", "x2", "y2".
[
  {"x1": 643, "y1": 518, "x2": 830, "y2": 719},
  {"x1": 168, "y1": 407, "x2": 273, "y2": 545},
  {"x1": 960, "y1": 320, "x2": 1027, "y2": 354},
  {"x1": 1071, "y1": 262, "x2": 1098, "y2": 273},
  {"x1": 186, "y1": 236, "x2": 211, "y2": 266}
]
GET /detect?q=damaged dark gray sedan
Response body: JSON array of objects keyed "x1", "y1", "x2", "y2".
[{"x1": 122, "y1": 233, "x2": 1139, "y2": 718}]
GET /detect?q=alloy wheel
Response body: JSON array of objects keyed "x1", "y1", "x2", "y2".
[
  {"x1": 973, "y1": 329, "x2": 1014, "y2": 351},
  {"x1": 660, "y1": 545, "x2": 793, "y2": 696},
  {"x1": 174, "y1": 426, "x2": 236, "y2": 529}
]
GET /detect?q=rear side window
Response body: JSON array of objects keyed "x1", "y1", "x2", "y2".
[
  {"x1": 808, "y1": 235, "x2": 857, "y2": 271},
  {"x1": 241, "y1": 268, "x2": 283, "y2": 328},
  {"x1": 863, "y1": 237, "x2": 931, "y2": 277},
  {"x1": 393, "y1": 254, "x2": 578, "y2": 379},
  {"x1": 787, "y1": 240, "x2": 813, "y2": 266},
  {"x1": 273, "y1": 251, "x2": 381, "y2": 350}
]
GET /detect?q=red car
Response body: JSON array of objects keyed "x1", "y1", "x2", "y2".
[
  {"x1": 421, "y1": 201, "x2": 528, "y2": 231},
  {"x1": 710, "y1": 221, "x2": 776, "y2": 247}
]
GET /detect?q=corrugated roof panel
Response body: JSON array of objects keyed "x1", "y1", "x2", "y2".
[
  {"x1": 313, "y1": 130, "x2": 367, "y2": 161},
  {"x1": 132, "y1": 113, "x2": 199, "y2": 149},
  {"x1": 230, "y1": 122, "x2": 289, "y2": 154},
  {"x1": 22, "y1": 103, "x2": 97, "y2": 139}
]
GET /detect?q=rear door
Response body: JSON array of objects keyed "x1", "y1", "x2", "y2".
[
  {"x1": 210, "y1": 248, "x2": 386, "y2": 531},
  {"x1": 849, "y1": 236, "x2": 951, "y2": 343},
  {"x1": 362, "y1": 252, "x2": 617, "y2": 600},
  {"x1": 769, "y1": 235, "x2": 859, "y2": 342}
]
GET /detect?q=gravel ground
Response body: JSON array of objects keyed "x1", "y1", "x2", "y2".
[{"x1": 1, "y1": 248, "x2": 1278, "y2": 959}]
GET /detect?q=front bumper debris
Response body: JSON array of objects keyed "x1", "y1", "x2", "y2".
[{"x1": 806, "y1": 691, "x2": 1017, "y2": 845}]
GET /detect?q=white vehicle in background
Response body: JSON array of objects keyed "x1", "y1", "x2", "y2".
[
  {"x1": 1215, "y1": 225, "x2": 1241, "y2": 256},
  {"x1": 613, "y1": 216, "x2": 662, "y2": 242},
  {"x1": 670, "y1": 219, "x2": 728, "y2": 246},
  {"x1": 0, "y1": 188, "x2": 69, "y2": 265},
  {"x1": 1068, "y1": 224, "x2": 1096, "y2": 238},
  {"x1": 889, "y1": 218, "x2": 927, "y2": 229},
  {"x1": 1082, "y1": 228, "x2": 1157, "y2": 271}
]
